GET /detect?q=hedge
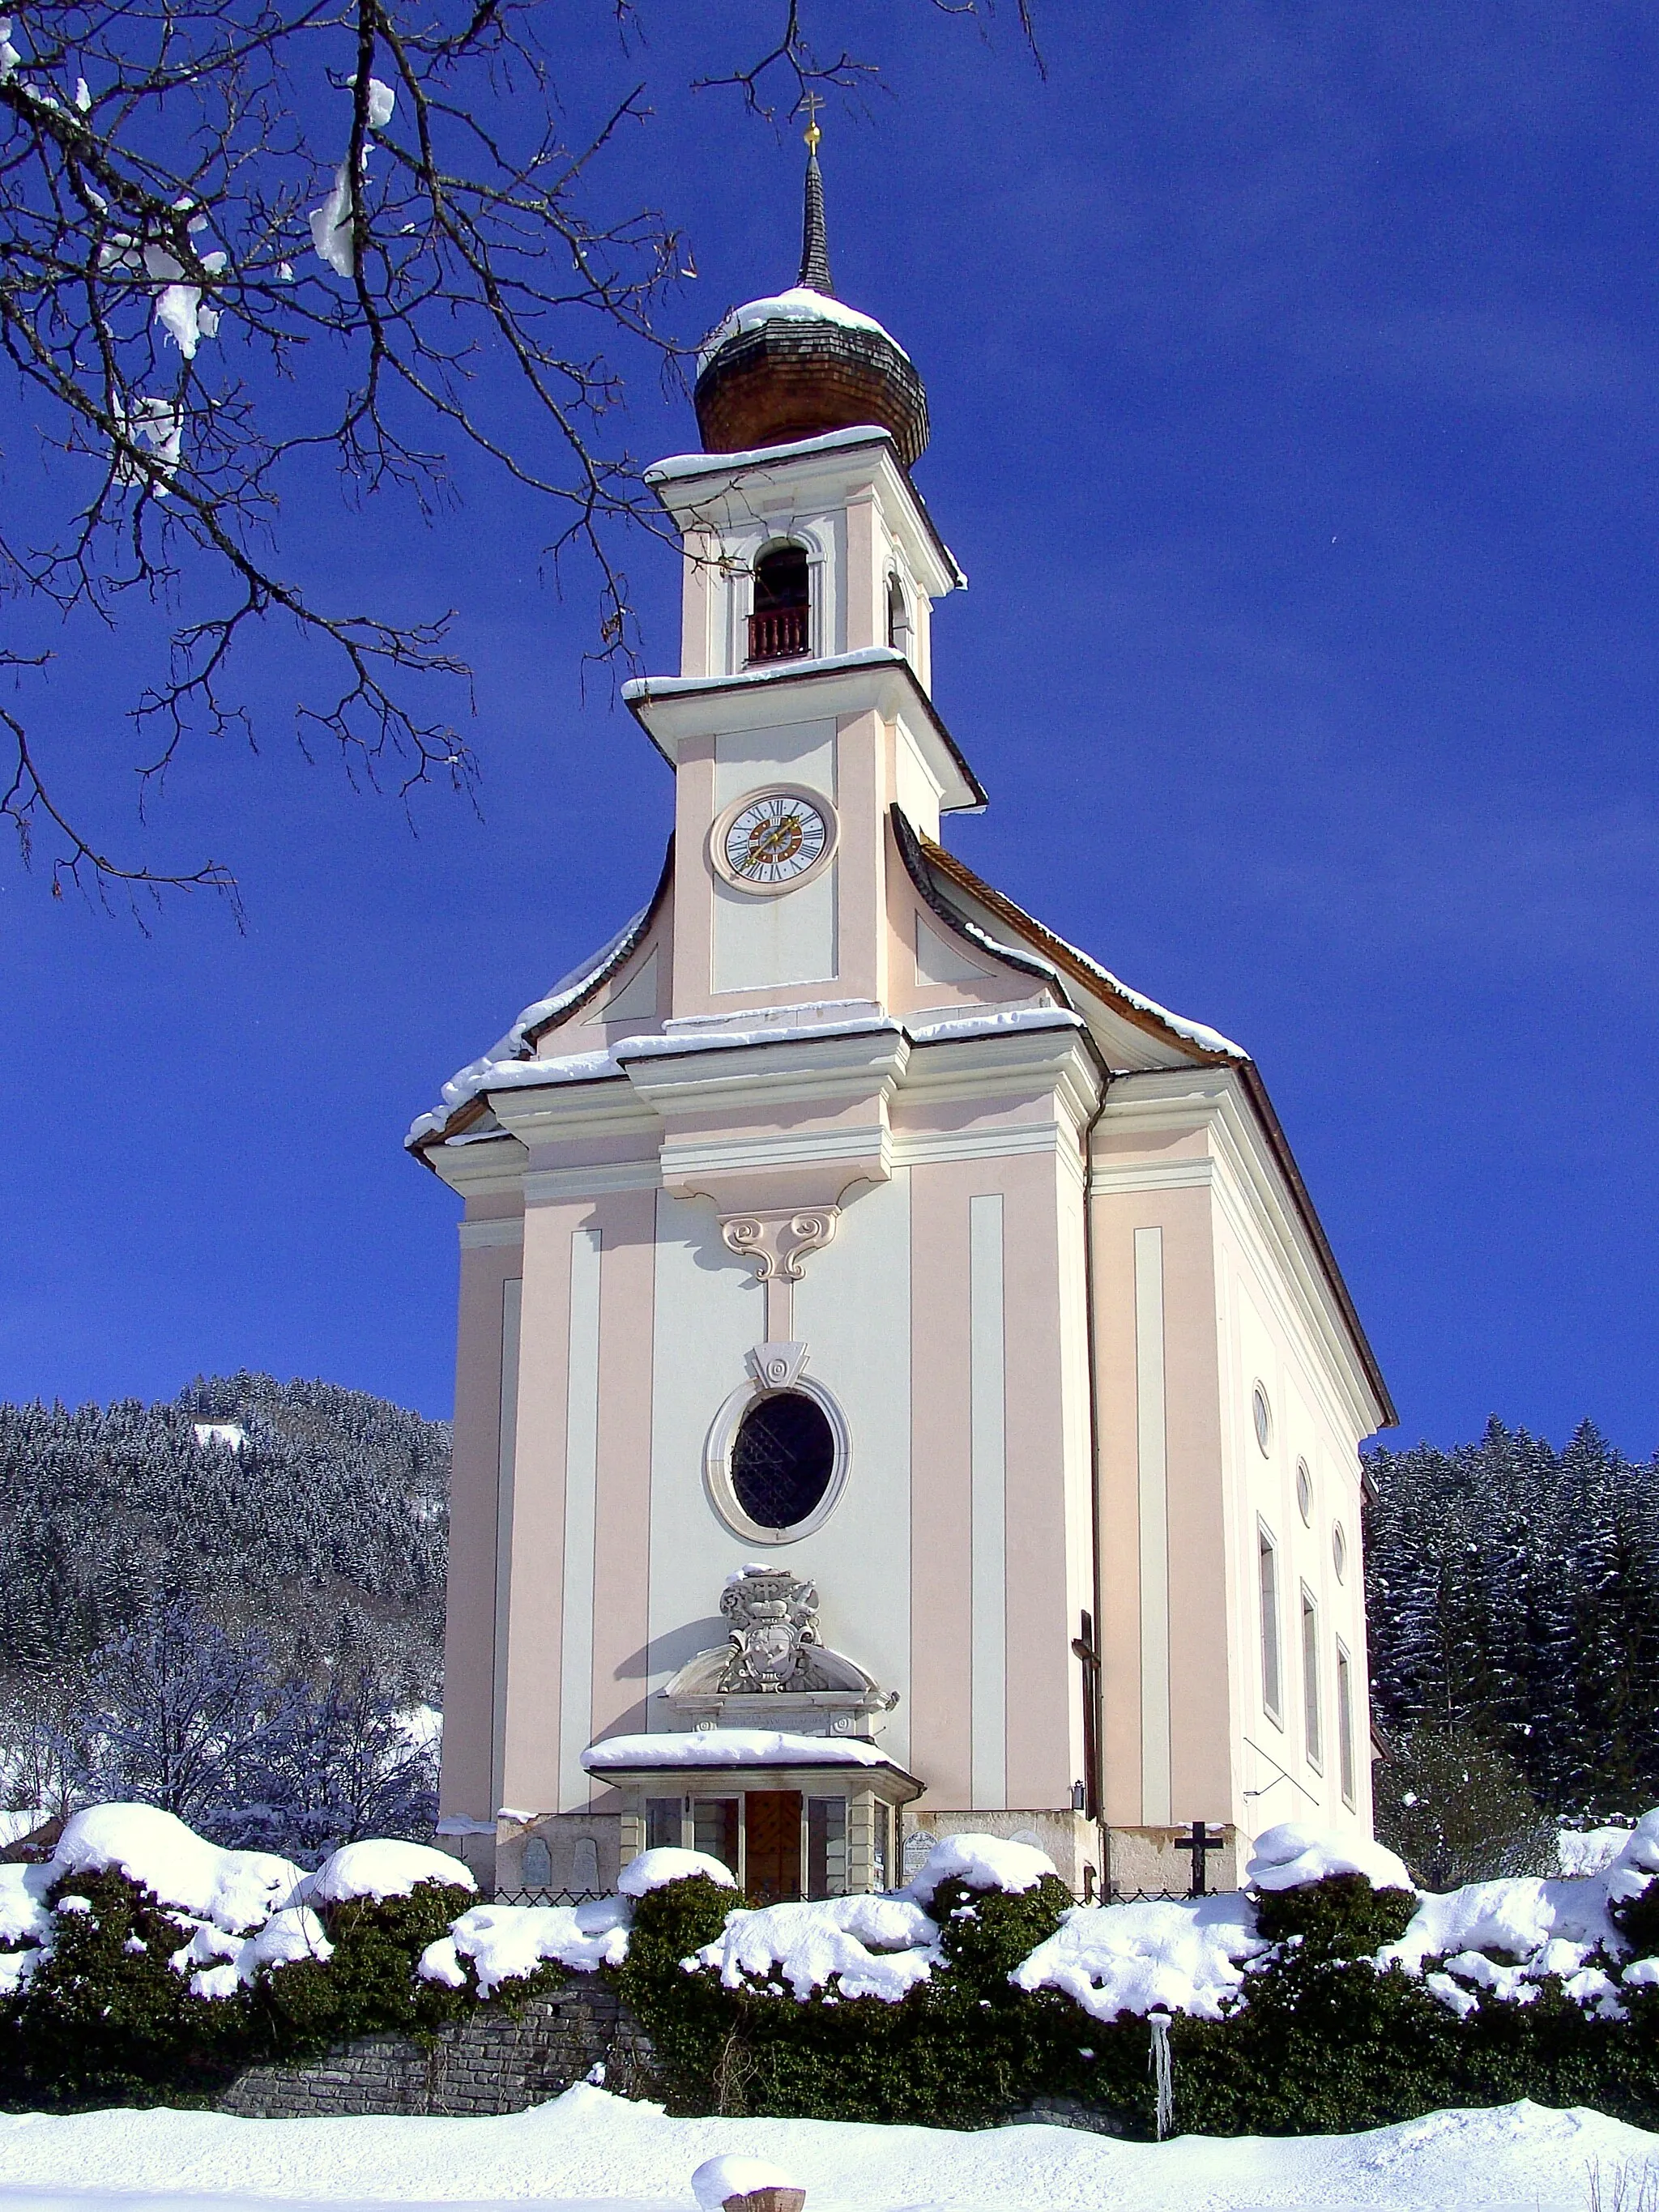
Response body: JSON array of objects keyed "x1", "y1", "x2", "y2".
[{"x1": 5, "y1": 1853, "x2": 1658, "y2": 2137}]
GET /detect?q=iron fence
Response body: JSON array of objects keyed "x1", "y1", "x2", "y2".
[{"x1": 487, "y1": 1886, "x2": 614, "y2": 1908}]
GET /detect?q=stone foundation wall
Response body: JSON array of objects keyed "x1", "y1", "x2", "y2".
[{"x1": 217, "y1": 1981, "x2": 654, "y2": 2120}]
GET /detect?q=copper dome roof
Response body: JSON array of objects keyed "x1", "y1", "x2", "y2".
[{"x1": 693, "y1": 142, "x2": 929, "y2": 471}]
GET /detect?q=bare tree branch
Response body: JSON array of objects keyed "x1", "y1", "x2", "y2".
[{"x1": 0, "y1": 1, "x2": 1036, "y2": 911}]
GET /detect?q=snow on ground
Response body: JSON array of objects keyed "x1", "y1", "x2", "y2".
[
  {"x1": 0, "y1": 2085, "x2": 1651, "y2": 2212},
  {"x1": 1559, "y1": 1826, "x2": 1636, "y2": 1877}
]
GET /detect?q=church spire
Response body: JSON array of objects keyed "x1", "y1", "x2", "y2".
[{"x1": 796, "y1": 96, "x2": 834, "y2": 297}]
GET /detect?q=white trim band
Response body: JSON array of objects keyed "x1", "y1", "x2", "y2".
[{"x1": 459, "y1": 1217, "x2": 525, "y2": 1249}]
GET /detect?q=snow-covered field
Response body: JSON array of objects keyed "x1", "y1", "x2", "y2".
[{"x1": 0, "y1": 2086, "x2": 1653, "y2": 2212}]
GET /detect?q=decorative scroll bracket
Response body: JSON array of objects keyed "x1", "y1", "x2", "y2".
[{"x1": 719, "y1": 1206, "x2": 839, "y2": 1340}]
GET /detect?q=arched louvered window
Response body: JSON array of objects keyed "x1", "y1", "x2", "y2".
[{"x1": 748, "y1": 543, "x2": 810, "y2": 663}]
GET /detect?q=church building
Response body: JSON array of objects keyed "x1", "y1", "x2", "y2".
[{"x1": 410, "y1": 131, "x2": 1395, "y2": 1904}]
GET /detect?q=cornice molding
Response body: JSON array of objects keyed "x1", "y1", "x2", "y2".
[
  {"x1": 623, "y1": 650, "x2": 984, "y2": 815},
  {"x1": 458, "y1": 1216, "x2": 525, "y2": 1250},
  {"x1": 523, "y1": 1157, "x2": 663, "y2": 1203},
  {"x1": 1094, "y1": 1071, "x2": 1384, "y2": 1442}
]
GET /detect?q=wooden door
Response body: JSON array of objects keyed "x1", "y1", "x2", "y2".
[{"x1": 744, "y1": 1791, "x2": 803, "y2": 1903}]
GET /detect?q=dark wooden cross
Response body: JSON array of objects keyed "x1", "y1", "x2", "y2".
[
  {"x1": 1174, "y1": 1819, "x2": 1226, "y2": 1897},
  {"x1": 1070, "y1": 1612, "x2": 1102, "y2": 1821}
]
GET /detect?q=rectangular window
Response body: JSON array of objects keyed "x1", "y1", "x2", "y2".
[
  {"x1": 646, "y1": 1797, "x2": 682, "y2": 1852},
  {"x1": 1336, "y1": 1640, "x2": 1357, "y2": 1808},
  {"x1": 875, "y1": 1801, "x2": 892, "y2": 1890},
  {"x1": 1257, "y1": 1520, "x2": 1282, "y2": 1723},
  {"x1": 692, "y1": 1797, "x2": 740, "y2": 1875},
  {"x1": 806, "y1": 1796, "x2": 848, "y2": 1899},
  {"x1": 1300, "y1": 1586, "x2": 1322, "y2": 1769}
]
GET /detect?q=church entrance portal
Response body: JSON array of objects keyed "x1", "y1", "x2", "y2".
[{"x1": 744, "y1": 1790, "x2": 803, "y2": 1902}]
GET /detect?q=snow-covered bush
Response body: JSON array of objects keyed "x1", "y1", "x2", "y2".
[
  {"x1": 0, "y1": 1806, "x2": 476, "y2": 2104},
  {"x1": 5, "y1": 1802, "x2": 1659, "y2": 2134},
  {"x1": 1606, "y1": 1813, "x2": 1659, "y2": 1958},
  {"x1": 1246, "y1": 1824, "x2": 1418, "y2": 1955}
]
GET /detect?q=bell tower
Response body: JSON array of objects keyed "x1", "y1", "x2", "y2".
[
  {"x1": 416, "y1": 108, "x2": 1391, "y2": 1909},
  {"x1": 622, "y1": 125, "x2": 979, "y2": 1021}
]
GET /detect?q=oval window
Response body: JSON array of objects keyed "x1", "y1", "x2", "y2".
[
  {"x1": 1333, "y1": 1520, "x2": 1348, "y2": 1581},
  {"x1": 1252, "y1": 1383, "x2": 1273, "y2": 1457},
  {"x1": 1295, "y1": 1460, "x2": 1313, "y2": 1525},
  {"x1": 731, "y1": 1391, "x2": 836, "y2": 1532}
]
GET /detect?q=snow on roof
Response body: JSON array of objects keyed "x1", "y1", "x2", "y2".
[
  {"x1": 420, "y1": 1896, "x2": 632, "y2": 1996},
  {"x1": 53, "y1": 1804, "x2": 302, "y2": 1932},
  {"x1": 583, "y1": 1729, "x2": 891, "y2": 1774},
  {"x1": 918, "y1": 832, "x2": 1246, "y2": 1064},
  {"x1": 1013, "y1": 1892, "x2": 1267, "y2": 2023},
  {"x1": 0, "y1": 1808, "x2": 49, "y2": 1851},
  {"x1": 902, "y1": 1832, "x2": 1059, "y2": 1904},
  {"x1": 406, "y1": 907, "x2": 650, "y2": 1148},
  {"x1": 618, "y1": 1847, "x2": 740, "y2": 1897},
  {"x1": 699, "y1": 1892, "x2": 940, "y2": 2003},
  {"x1": 697, "y1": 287, "x2": 907, "y2": 373},
  {"x1": 411, "y1": 1005, "x2": 1083, "y2": 1151},
  {"x1": 646, "y1": 424, "x2": 898, "y2": 485},
  {"x1": 1247, "y1": 1822, "x2": 1414, "y2": 1895},
  {"x1": 621, "y1": 644, "x2": 942, "y2": 708},
  {"x1": 305, "y1": 1839, "x2": 476, "y2": 1906}
]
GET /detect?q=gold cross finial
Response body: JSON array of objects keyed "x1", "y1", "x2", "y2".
[{"x1": 801, "y1": 91, "x2": 824, "y2": 153}]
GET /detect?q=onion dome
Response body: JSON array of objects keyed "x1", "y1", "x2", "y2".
[{"x1": 693, "y1": 123, "x2": 930, "y2": 470}]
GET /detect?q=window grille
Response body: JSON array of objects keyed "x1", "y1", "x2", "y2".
[{"x1": 731, "y1": 1390, "x2": 835, "y2": 1530}]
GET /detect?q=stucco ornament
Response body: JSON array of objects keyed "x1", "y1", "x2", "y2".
[
  {"x1": 719, "y1": 1566, "x2": 824, "y2": 1694},
  {"x1": 719, "y1": 1207, "x2": 838, "y2": 1282},
  {"x1": 664, "y1": 1566, "x2": 898, "y2": 1728}
]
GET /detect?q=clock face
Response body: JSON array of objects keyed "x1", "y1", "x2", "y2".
[{"x1": 721, "y1": 791, "x2": 832, "y2": 889}]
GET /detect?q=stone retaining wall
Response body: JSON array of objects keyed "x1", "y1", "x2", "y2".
[{"x1": 217, "y1": 1982, "x2": 655, "y2": 2119}]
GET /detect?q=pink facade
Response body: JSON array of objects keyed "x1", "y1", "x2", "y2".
[{"x1": 412, "y1": 220, "x2": 1392, "y2": 1899}]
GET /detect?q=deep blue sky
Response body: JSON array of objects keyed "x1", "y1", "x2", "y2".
[{"x1": 6, "y1": 2, "x2": 1657, "y2": 1455}]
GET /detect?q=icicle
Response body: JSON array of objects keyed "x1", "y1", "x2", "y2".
[{"x1": 1148, "y1": 2009, "x2": 1174, "y2": 2142}]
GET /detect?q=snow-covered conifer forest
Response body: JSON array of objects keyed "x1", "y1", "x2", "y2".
[
  {"x1": 1367, "y1": 1420, "x2": 1659, "y2": 1839},
  {"x1": 0, "y1": 1375, "x2": 448, "y2": 1859},
  {"x1": 4, "y1": 1379, "x2": 1659, "y2": 1865}
]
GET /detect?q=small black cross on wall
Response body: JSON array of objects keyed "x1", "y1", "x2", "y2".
[{"x1": 1174, "y1": 1819, "x2": 1226, "y2": 1896}]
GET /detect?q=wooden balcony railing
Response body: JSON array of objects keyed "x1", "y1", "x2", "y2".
[{"x1": 748, "y1": 604, "x2": 809, "y2": 663}]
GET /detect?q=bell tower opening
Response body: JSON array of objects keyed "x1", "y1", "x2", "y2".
[
  {"x1": 748, "y1": 542, "x2": 811, "y2": 664},
  {"x1": 886, "y1": 571, "x2": 911, "y2": 657}
]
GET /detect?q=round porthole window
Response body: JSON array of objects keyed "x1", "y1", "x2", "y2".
[
  {"x1": 1252, "y1": 1383, "x2": 1273, "y2": 1457},
  {"x1": 731, "y1": 1392, "x2": 834, "y2": 1529},
  {"x1": 1333, "y1": 1520, "x2": 1348, "y2": 1581},
  {"x1": 705, "y1": 1376, "x2": 850, "y2": 1545},
  {"x1": 1296, "y1": 1460, "x2": 1313, "y2": 1525}
]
